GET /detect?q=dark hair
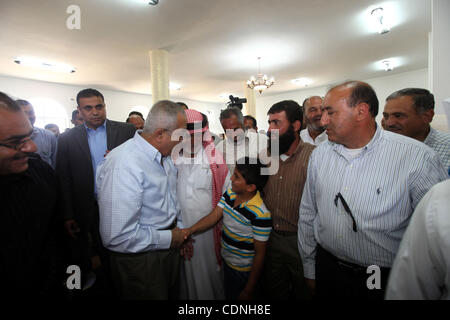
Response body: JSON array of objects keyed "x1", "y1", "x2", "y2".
[
  {"x1": 76, "y1": 88, "x2": 104, "y2": 106},
  {"x1": 386, "y1": 88, "x2": 434, "y2": 114},
  {"x1": 235, "y1": 157, "x2": 269, "y2": 194},
  {"x1": 177, "y1": 102, "x2": 188, "y2": 110},
  {"x1": 244, "y1": 115, "x2": 257, "y2": 128},
  {"x1": 127, "y1": 111, "x2": 145, "y2": 123},
  {"x1": 15, "y1": 99, "x2": 31, "y2": 107},
  {"x1": 267, "y1": 100, "x2": 303, "y2": 132},
  {"x1": 128, "y1": 111, "x2": 144, "y2": 119},
  {"x1": 71, "y1": 109, "x2": 79, "y2": 121},
  {"x1": 330, "y1": 81, "x2": 379, "y2": 117},
  {"x1": 0, "y1": 92, "x2": 21, "y2": 112},
  {"x1": 45, "y1": 123, "x2": 58, "y2": 130},
  {"x1": 220, "y1": 106, "x2": 244, "y2": 125}
]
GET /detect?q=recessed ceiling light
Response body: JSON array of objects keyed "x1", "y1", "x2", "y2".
[
  {"x1": 148, "y1": 0, "x2": 159, "y2": 5},
  {"x1": 382, "y1": 60, "x2": 393, "y2": 71},
  {"x1": 292, "y1": 78, "x2": 312, "y2": 87},
  {"x1": 14, "y1": 56, "x2": 76, "y2": 73},
  {"x1": 371, "y1": 7, "x2": 390, "y2": 34}
]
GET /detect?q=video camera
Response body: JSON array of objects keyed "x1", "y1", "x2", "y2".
[{"x1": 227, "y1": 95, "x2": 247, "y2": 110}]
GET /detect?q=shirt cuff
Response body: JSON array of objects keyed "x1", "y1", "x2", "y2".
[
  {"x1": 176, "y1": 220, "x2": 185, "y2": 229},
  {"x1": 303, "y1": 261, "x2": 316, "y2": 280},
  {"x1": 155, "y1": 230, "x2": 172, "y2": 250}
]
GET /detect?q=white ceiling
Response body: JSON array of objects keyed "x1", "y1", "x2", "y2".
[{"x1": 0, "y1": 0, "x2": 430, "y2": 103}]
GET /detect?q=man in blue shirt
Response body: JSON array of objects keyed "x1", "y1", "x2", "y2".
[
  {"x1": 298, "y1": 81, "x2": 447, "y2": 300},
  {"x1": 16, "y1": 99, "x2": 57, "y2": 168},
  {"x1": 56, "y1": 88, "x2": 135, "y2": 296},
  {"x1": 97, "y1": 100, "x2": 188, "y2": 299}
]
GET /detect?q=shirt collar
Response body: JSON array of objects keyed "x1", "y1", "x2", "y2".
[
  {"x1": 133, "y1": 130, "x2": 162, "y2": 164},
  {"x1": 424, "y1": 126, "x2": 435, "y2": 144},
  {"x1": 84, "y1": 120, "x2": 107, "y2": 132},
  {"x1": 332, "y1": 124, "x2": 382, "y2": 156}
]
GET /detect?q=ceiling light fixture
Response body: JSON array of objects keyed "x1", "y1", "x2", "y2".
[
  {"x1": 382, "y1": 60, "x2": 393, "y2": 71},
  {"x1": 292, "y1": 78, "x2": 312, "y2": 87},
  {"x1": 148, "y1": 0, "x2": 159, "y2": 5},
  {"x1": 247, "y1": 57, "x2": 274, "y2": 94},
  {"x1": 14, "y1": 56, "x2": 76, "y2": 73},
  {"x1": 170, "y1": 82, "x2": 181, "y2": 91},
  {"x1": 371, "y1": 7, "x2": 390, "y2": 34}
]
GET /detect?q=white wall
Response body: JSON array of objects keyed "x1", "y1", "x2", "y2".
[
  {"x1": 0, "y1": 75, "x2": 224, "y2": 133},
  {"x1": 254, "y1": 68, "x2": 448, "y2": 132},
  {"x1": 2, "y1": 68, "x2": 447, "y2": 134}
]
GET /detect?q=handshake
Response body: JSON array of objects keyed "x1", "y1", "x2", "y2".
[{"x1": 171, "y1": 227, "x2": 195, "y2": 260}]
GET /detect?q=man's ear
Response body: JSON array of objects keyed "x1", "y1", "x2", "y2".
[
  {"x1": 356, "y1": 102, "x2": 370, "y2": 120},
  {"x1": 421, "y1": 109, "x2": 434, "y2": 124},
  {"x1": 154, "y1": 128, "x2": 165, "y2": 141},
  {"x1": 293, "y1": 119, "x2": 301, "y2": 132}
]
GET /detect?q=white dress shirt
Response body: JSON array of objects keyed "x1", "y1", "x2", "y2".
[
  {"x1": 298, "y1": 126, "x2": 447, "y2": 279},
  {"x1": 386, "y1": 180, "x2": 450, "y2": 300},
  {"x1": 216, "y1": 130, "x2": 268, "y2": 174},
  {"x1": 176, "y1": 149, "x2": 229, "y2": 299},
  {"x1": 96, "y1": 131, "x2": 183, "y2": 253},
  {"x1": 300, "y1": 128, "x2": 328, "y2": 146}
]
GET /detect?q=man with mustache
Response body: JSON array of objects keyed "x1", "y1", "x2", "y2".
[
  {"x1": 300, "y1": 96, "x2": 328, "y2": 146},
  {"x1": 298, "y1": 81, "x2": 447, "y2": 300},
  {"x1": 383, "y1": 88, "x2": 450, "y2": 175},
  {"x1": 56, "y1": 88, "x2": 135, "y2": 296},
  {"x1": 261, "y1": 100, "x2": 315, "y2": 299},
  {"x1": 0, "y1": 92, "x2": 61, "y2": 296},
  {"x1": 16, "y1": 99, "x2": 57, "y2": 168},
  {"x1": 216, "y1": 107, "x2": 267, "y2": 175}
]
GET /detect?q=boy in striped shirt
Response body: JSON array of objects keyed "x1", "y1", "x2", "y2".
[{"x1": 184, "y1": 157, "x2": 272, "y2": 300}]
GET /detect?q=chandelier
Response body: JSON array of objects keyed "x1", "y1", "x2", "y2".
[{"x1": 247, "y1": 57, "x2": 275, "y2": 94}]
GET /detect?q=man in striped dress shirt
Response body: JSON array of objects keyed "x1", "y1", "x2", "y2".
[
  {"x1": 298, "y1": 81, "x2": 447, "y2": 300},
  {"x1": 383, "y1": 88, "x2": 450, "y2": 176}
]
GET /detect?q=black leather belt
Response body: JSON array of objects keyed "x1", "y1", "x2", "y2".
[
  {"x1": 318, "y1": 245, "x2": 390, "y2": 275},
  {"x1": 272, "y1": 229, "x2": 297, "y2": 236}
]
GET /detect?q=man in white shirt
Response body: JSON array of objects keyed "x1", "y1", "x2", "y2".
[
  {"x1": 300, "y1": 96, "x2": 328, "y2": 146},
  {"x1": 386, "y1": 179, "x2": 450, "y2": 300},
  {"x1": 216, "y1": 107, "x2": 267, "y2": 174},
  {"x1": 96, "y1": 100, "x2": 188, "y2": 299},
  {"x1": 175, "y1": 109, "x2": 229, "y2": 300},
  {"x1": 298, "y1": 81, "x2": 447, "y2": 300}
]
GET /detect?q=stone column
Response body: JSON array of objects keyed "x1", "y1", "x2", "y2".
[
  {"x1": 244, "y1": 83, "x2": 256, "y2": 117},
  {"x1": 149, "y1": 50, "x2": 169, "y2": 105}
]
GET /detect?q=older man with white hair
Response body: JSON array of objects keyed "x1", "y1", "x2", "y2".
[{"x1": 96, "y1": 100, "x2": 188, "y2": 299}]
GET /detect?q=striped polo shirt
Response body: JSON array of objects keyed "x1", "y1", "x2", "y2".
[{"x1": 218, "y1": 189, "x2": 272, "y2": 272}]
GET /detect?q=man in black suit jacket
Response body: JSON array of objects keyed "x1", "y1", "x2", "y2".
[{"x1": 56, "y1": 88, "x2": 135, "y2": 294}]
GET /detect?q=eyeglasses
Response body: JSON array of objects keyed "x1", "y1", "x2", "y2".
[
  {"x1": 334, "y1": 192, "x2": 357, "y2": 232},
  {"x1": 0, "y1": 137, "x2": 33, "y2": 151}
]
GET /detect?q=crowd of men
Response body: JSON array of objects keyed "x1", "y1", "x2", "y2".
[{"x1": 0, "y1": 80, "x2": 449, "y2": 300}]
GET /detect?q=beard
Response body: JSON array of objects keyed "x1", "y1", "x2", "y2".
[{"x1": 267, "y1": 124, "x2": 296, "y2": 156}]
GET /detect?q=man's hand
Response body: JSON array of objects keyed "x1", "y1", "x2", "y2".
[
  {"x1": 238, "y1": 289, "x2": 253, "y2": 300},
  {"x1": 170, "y1": 227, "x2": 185, "y2": 248},
  {"x1": 65, "y1": 219, "x2": 80, "y2": 239},
  {"x1": 305, "y1": 278, "x2": 316, "y2": 296},
  {"x1": 180, "y1": 238, "x2": 195, "y2": 260},
  {"x1": 181, "y1": 228, "x2": 193, "y2": 240}
]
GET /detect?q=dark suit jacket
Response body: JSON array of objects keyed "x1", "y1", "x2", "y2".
[{"x1": 56, "y1": 120, "x2": 136, "y2": 229}]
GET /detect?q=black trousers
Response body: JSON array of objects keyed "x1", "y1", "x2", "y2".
[{"x1": 315, "y1": 245, "x2": 390, "y2": 300}]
